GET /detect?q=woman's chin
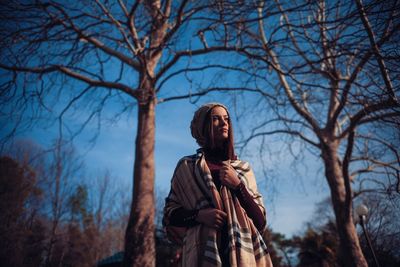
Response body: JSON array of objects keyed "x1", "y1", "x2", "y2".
[{"x1": 215, "y1": 136, "x2": 228, "y2": 143}]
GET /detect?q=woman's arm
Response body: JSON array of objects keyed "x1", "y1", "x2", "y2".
[
  {"x1": 169, "y1": 207, "x2": 227, "y2": 229},
  {"x1": 169, "y1": 207, "x2": 199, "y2": 227},
  {"x1": 234, "y1": 182, "x2": 266, "y2": 231},
  {"x1": 218, "y1": 161, "x2": 266, "y2": 231}
]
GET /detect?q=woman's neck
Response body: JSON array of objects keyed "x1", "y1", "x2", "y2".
[{"x1": 204, "y1": 147, "x2": 228, "y2": 162}]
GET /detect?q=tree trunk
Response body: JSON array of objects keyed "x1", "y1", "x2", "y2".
[
  {"x1": 321, "y1": 146, "x2": 368, "y2": 267},
  {"x1": 123, "y1": 96, "x2": 156, "y2": 267}
]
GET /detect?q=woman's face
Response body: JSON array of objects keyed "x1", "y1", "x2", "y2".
[{"x1": 210, "y1": 106, "x2": 229, "y2": 144}]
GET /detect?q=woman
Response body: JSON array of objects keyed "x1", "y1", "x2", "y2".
[{"x1": 163, "y1": 103, "x2": 273, "y2": 267}]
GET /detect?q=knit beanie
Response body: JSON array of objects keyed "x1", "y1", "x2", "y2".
[{"x1": 190, "y1": 102, "x2": 228, "y2": 147}]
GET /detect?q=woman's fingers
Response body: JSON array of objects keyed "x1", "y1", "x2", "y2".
[
  {"x1": 213, "y1": 209, "x2": 227, "y2": 228},
  {"x1": 197, "y1": 208, "x2": 227, "y2": 229},
  {"x1": 219, "y1": 166, "x2": 240, "y2": 189},
  {"x1": 216, "y1": 209, "x2": 227, "y2": 220}
]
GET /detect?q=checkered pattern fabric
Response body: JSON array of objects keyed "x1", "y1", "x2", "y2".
[{"x1": 163, "y1": 151, "x2": 273, "y2": 267}]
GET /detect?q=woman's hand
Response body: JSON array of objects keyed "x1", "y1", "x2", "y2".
[
  {"x1": 196, "y1": 208, "x2": 227, "y2": 229},
  {"x1": 220, "y1": 161, "x2": 241, "y2": 189}
]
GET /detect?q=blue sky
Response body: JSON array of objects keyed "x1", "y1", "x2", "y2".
[
  {"x1": 27, "y1": 97, "x2": 328, "y2": 237},
  {"x1": 0, "y1": 48, "x2": 331, "y2": 238},
  {"x1": 0, "y1": 70, "x2": 332, "y2": 237}
]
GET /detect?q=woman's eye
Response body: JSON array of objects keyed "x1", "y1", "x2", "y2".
[{"x1": 212, "y1": 116, "x2": 229, "y2": 122}]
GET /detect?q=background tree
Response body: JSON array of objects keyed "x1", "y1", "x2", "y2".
[
  {"x1": 0, "y1": 156, "x2": 44, "y2": 267},
  {"x1": 296, "y1": 223, "x2": 339, "y2": 267},
  {"x1": 0, "y1": 139, "x2": 131, "y2": 267},
  {"x1": 88, "y1": 171, "x2": 130, "y2": 260},
  {"x1": 355, "y1": 192, "x2": 400, "y2": 266},
  {"x1": 224, "y1": 0, "x2": 400, "y2": 266},
  {"x1": 301, "y1": 194, "x2": 400, "y2": 266},
  {"x1": 0, "y1": 1, "x2": 254, "y2": 265},
  {"x1": 40, "y1": 140, "x2": 83, "y2": 266},
  {"x1": 262, "y1": 230, "x2": 287, "y2": 267}
]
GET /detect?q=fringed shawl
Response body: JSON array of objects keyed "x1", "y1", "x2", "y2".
[{"x1": 163, "y1": 152, "x2": 273, "y2": 267}]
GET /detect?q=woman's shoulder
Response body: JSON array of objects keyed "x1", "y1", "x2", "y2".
[
  {"x1": 175, "y1": 153, "x2": 199, "y2": 168},
  {"x1": 171, "y1": 154, "x2": 199, "y2": 179}
]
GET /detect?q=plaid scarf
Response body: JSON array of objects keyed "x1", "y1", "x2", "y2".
[{"x1": 163, "y1": 151, "x2": 273, "y2": 267}]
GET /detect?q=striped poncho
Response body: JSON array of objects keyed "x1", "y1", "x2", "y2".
[{"x1": 163, "y1": 151, "x2": 273, "y2": 267}]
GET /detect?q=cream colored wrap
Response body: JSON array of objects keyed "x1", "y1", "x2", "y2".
[{"x1": 163, "y1": 152, "x2": 273, "y2": 267}]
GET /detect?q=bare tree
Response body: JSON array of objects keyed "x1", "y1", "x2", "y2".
[
  {"x1": 1, "y1": 138, "x2": 86, "y2": 266},
  {"x1": 40, "y1": 140, "x2": 83, "y2": 266},
  {"x1": 17, "y1": 139, "x2": 84, "y2": 266},
  {"x1": 0, "y1": 155, "x2": 44, "y2": 267},
  {"x1": 355, "y1": 193, "x2": 400, "y2": 265},
  {"x1": 0, "y1": 1, "x2": 254, "y2": 266},
  {"x1": 88, "y1": 171, "x2": 130, "y2": 261},
  {"x1": 223, "y1": 0, "x2": 400, "y2": 266}
]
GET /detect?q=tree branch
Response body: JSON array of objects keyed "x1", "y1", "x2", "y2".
[
  {"x1": 94, "y1": 0, "x2": 137, "y2": 56},
  {"x1": 355, "y1": 0, "x2": 397, "y2": 101},
  {"x1": 237, "y1": 129, "x2": 320, "y2": 149},
  {"x1": 257, "y1": 1, "x2": 321, "y2": 134},
  {"x1": 340, "y1": 99, "x2": 399, "y2": 138},
  {"x1": 42, "y1": 2, "x2": 141, "y2": 70},
  {"x1": 0, "y1": 64, "x2": 138, "y2": 99},
  {"x1": 330, "y1": 13, "x2": 400, "y2": 125},
  {"x1": 342, "y1": 130, "x2": 355, "y2": 206},
  {"x1": 157, "y1": 86, "x2": 272, "y2": 103},
  {"x1": 156, "y1": 46, "x2": 244, "y2": 80}
]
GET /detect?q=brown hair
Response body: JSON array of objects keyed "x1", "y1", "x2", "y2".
[{"x1": 202, "y1": 106, "x2": 236, "y2": 160}]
